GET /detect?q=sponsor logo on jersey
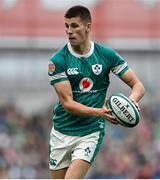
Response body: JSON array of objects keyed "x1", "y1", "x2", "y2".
[
  {"x1": 92, "y1": 64, "x2": 102, "y2": 75},
  {"x1": 67, "y1": 68, "x2": 79, "y2": 75},
  {"x1": 79, "y1": 77, "x2": 93, "y2": 92},
  {"x1": 48, "y1": 61, "x2": 55, "y2": 75}
]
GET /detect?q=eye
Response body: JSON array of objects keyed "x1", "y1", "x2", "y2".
[
  {"x1": 65, "y1": 23, "x2": 69, "y2": 28},
  {"x1": 70, "y1": 23, "x2": 79, "y2": 28}
]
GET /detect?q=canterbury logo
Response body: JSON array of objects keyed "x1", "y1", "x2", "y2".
[{"x1": 67, "y1": 68, "x2": 79, "y2": 75}]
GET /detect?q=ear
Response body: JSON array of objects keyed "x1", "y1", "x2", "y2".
[{"x1": 86, "y1": 23, "x2": 91, "y2": 33}]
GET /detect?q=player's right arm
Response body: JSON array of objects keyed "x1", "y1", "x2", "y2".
[{"x1": 52, "y1": 80, "x2": 118, "y2": 124}]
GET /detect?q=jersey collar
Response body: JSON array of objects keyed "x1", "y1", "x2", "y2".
[{"x1": 67, "y1": 41, "x2": 94, "y2": 58}]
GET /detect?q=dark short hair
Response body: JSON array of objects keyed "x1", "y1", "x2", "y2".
[{"x1": 64, "y1": 5, "x2": 92, "y2": 23}]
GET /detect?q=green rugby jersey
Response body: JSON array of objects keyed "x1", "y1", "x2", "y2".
[{"x1": 48, "y1": 41, "x2": 129, "y2": 136}]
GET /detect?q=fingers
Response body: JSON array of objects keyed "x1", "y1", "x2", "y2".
[
  {"x1": 130, "y1": 99, "x2": 140, "y2": 112},
  {"x1": 106, "y1": 114, "x2": 119, "y2": 125},
  {"x1": 102, "y1": 107, "x2": 119, "y2": 125},
  {"x1": 134, "y1": 102, "x2": 140, "y2": 112}
]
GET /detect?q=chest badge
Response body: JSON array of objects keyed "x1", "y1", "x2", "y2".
[{"x1": 92, "y1": 64, "x2": 102, "y2": 75}]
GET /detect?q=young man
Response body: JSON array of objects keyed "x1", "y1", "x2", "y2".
[{"x1": 48, "y1": 5, "x2": 145, "y2": 179}]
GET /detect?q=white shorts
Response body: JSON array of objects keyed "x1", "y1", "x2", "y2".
[{"x1": 49, "y1": 127, "x2": 104, "y2": 170}]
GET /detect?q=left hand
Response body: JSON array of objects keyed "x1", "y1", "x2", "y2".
[{"x1": 129, "y1": 99, "x2": 140, "y2": 112}]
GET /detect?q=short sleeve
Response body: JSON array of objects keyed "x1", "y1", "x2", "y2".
[
  {"x1": 110, "y1": 51, "x2": 129, "y2": 77},
  {"x1": 48, "y1": 53, "x2": 68, "y2": 85}
]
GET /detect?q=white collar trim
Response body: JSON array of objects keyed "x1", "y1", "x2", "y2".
[{"x1": 67, "y1": 41, "x2": 94, "y2": 58}]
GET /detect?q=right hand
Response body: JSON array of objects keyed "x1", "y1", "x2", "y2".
[{"x1": 100, "y1": 105, "x2": 119, "y2": 125}]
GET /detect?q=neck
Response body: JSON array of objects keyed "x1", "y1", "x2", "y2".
[{"x1": 71, "y1": 40, "x2": 91, "y2": 55}]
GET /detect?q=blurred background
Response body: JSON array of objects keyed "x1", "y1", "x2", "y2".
[{"x1": 0, "y1": 0, "x2": 160, "y2": 178}]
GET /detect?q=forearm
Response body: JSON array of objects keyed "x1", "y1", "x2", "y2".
[
  {"x1": 129, "y1": 81, "x2": 145, "y2": 102},
  {"x1": 62, "y1": 99, "x2": 103, "y2": 117}
]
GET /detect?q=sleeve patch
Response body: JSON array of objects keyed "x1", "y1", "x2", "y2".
[{"x1": 48, "y1": 61, "x2": 55, "y2": 75}]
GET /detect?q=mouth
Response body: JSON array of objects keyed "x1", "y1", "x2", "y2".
[{"x1": 69, "y1": 37, "x2": 76, "y2": 41}]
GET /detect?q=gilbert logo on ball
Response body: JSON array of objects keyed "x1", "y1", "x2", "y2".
[
  {"x1": 107, "y1": 93, "x2": 140, "y2": 128},
  {"x1": 112, "y1": 97, "x2": 134, "y2": 122}
]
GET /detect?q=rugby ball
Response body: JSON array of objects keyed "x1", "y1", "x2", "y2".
[{"x1": 107, "y1": 93, "x2": 140, "y2": 128}]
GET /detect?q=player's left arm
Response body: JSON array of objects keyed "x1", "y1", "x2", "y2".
[{"x1": 119, "y1": 68, "x2": 145, "y2": 103}]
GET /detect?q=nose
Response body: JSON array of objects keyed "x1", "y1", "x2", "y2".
[{"x1": 66, "y1": 26, "x2": 73, "y2": 34}]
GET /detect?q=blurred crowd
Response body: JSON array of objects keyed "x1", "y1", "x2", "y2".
[
  {"x1": 0, "y1": 104, "x2": 52, "y2": 178},
  {"x1": 0, "y1": 101, "x2": 160, "y2": 179}
]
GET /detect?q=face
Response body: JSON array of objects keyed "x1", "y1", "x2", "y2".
[{"x1": 64, "y1": 16, "x2": 91, "y2": 46}]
